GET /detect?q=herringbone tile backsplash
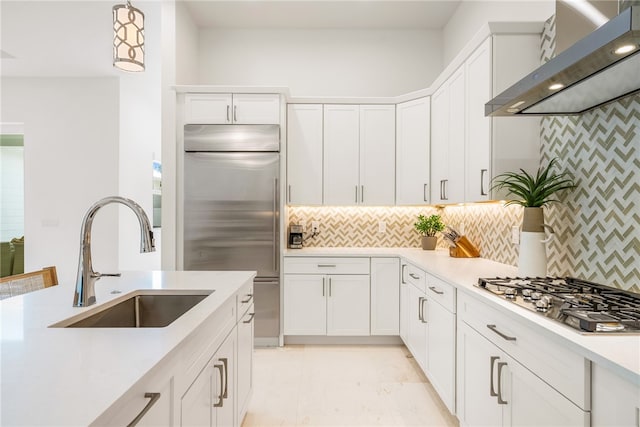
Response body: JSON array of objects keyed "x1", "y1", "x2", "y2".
[{"x1": 287, "y1": 14, "x2": 639, "y2": 293}]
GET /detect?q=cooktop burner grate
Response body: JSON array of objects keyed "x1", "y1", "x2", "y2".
[{"x1": 477, "y1": 276, "x2": 640, "y2": 334}]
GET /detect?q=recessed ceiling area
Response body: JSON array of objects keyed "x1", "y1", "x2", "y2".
[{"x1": 183, "y1": 1, "x2": 461, "y2": 29}]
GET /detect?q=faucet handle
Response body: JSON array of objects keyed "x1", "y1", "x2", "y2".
[{"x1": 97, "y1": 272, "x2": 122, "y2": 278}]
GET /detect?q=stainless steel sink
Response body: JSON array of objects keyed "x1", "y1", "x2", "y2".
[{"x1": 52, "y1": 290, "x2": 214, "y2": 328}]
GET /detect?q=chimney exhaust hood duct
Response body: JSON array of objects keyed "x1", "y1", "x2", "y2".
[{"x1": 486, "y1": 3, "x2": 640, "y2": 116}]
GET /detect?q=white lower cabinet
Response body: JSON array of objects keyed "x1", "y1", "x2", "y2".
[
  {"x1": 406, "y1": 282, "x2": 428, "y2": 371},
  {"x1": 236, "y1": 305, "x2": 255, "y2": 424},
  {"x1": 592, "y1": 363, "x2": 640, "y2": 427},
  {"x1": 283, "y1": 274, "x2": 327, "y2": 335},
  {"x1": 457, "y1": 321, "x2": 588, "y2": 427},
  {"x1": 399, "y1": 279, "x2": 409, "y2": 344},
  {"x1": 370, "y1": 257, "x2": 400, "y2": 335},
  {"x1": 181, "y1": 330, "x2": 236, "y2": 427}
]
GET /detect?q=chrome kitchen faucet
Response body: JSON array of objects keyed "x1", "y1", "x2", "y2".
[{"x1": 73, "y1": 196, "x2": 155, "y2": 307}]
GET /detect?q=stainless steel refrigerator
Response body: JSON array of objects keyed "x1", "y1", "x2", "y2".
[{"x1": 183, "y1": 124, "x2": 280, "y2": 345}]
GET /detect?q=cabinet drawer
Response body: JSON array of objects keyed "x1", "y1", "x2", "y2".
[
  {"x1": 402, "y1": 262, "x2": 426, "y2": 293},
  {"x1": 237, "y1": 279, "x2": 254, "y2": 320},
  {"x1": 458, "y1": 291, "x2": 590, "y2": 410},
  {"x1": 425, "y1": 273, "x2": 456, "y2": 313},
  {"x1": 284, "y1": 257, "x2": 370, "y2": 275}
]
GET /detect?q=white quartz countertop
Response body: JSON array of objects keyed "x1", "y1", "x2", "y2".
[
  {"x1": 285, "y1": 247, "x2": 640, "y2": 385},
  {"x1": 0, "y1": 270, "x2": 255, "y2": 426}
]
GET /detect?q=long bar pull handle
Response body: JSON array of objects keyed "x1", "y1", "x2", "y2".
[
  {"x1": 226, "y1": 105, "x2": 230, "y2": 123},
  {"x1": 213, "y1": 364, "x2": 224, "y2": 407},
  {"x1": 420, "y1": 298, "x2": 428, "y2": 324},
  {"x1": 443, "y1": 179, "x2": 449, "y2": 200},
  {"x1": 409, "y1": 273, "x2": 420, "y2": 280},
  {"x1": 489, "y1": 356, "x2": 499, "y2": 397},
  {"x1": 440, "y1": 180, "x2": 445, "y2": 200},
  {"x1": 273, "y1": 178, "x2": 278, "y2": 273},
  {"x1": 241, "y1": 294, "x2": 254, "y2": 303},
  {"x1": 220, "y1": 358, "x2": 229, "y2": 399},
  {"x1": 497, "y1": 362, "x2": 508, "y2": 405},
  {"x1": 429, "y1": 286, "x2": 444, "y2": 295},
  {"x1": 233, "y1": 105, "x2": 238, "y2": 122},
  {"x1": 317, "y1": 264, "x2": 336, "y2": 268},
  {"x1": 401, "y1": 264, "x2": 407, "y2": 284},
  {"x1": 418, "y1": 297, "x2": 424, "y2": 321},
  {"x1": 127, "y1": 393, "x2": 161, "y2": 427},
  {"x1": 361, "y1": 185, "x2": 364, "y2": 203},
  {"x1": 355, "y1": 185, "x2": 358, "y2": 203},
  {"x1": 288, "y1": 185, "x2": 292, "y2": 203},
  {"x1": 487, "y1": 324, "x2": 517, "y2": 341},
  {"x1": 423, "y1": 183, "x2": 428, "y2": 202},
  {"x1": 480, "y1": 169, "x2": 488, "y2": 196},
  {"x1": 243, "y1": 312, "x2": 256, "y2": 324},
  {"x1": 329, "y1": 277, "x2": 332, "y2": 297},
  {"x1": 322, "y1": 277, "x2": 325, "y2": 297}
]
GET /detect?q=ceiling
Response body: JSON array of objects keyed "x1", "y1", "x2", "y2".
[
  {"x1": 0, "y1": 0, "x2": 461, "y2": 78},
  {"x1": 183, "y1": 1, "x2": 461, "y2": 29}
]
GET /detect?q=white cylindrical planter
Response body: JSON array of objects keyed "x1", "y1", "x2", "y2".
[{"x1": 518, "y1": 231, "x2": 548, "y2": 277}]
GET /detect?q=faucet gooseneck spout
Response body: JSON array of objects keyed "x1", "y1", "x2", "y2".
[{"x1": 73, "y1": 196, "x2": 155, "y2": 307}]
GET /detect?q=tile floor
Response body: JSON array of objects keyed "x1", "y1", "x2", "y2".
[{"x1": 242, "y1": 345, "x2": 459, "y2": 427}]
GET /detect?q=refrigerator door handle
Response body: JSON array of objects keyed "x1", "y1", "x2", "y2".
[{"x1": 273, "y1": 177, "x2": 279, "y2": 273}]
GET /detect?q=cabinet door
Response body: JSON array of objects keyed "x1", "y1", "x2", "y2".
[
  {"x1": 213, "y1": 331, "x2": 236, "y2": 427},
  {"x1": 326, "y1": 274, "x2": 370, "y2": 336},
  {"x1": 456, "y1": 321, "x2": 502, "y2": 427},
  {"x1": 323, "y1": 105, "x2": 360, "y2": 205},
  {"x1": 406, "y1": 284, "x2": 427, "y2": 372},
  {"x1": 431, "y1": 85, "x2": 449, "y2": 204},
  {"x1": 232, "y1": 94, "x2": 280, "y2": 124},
  {"x1": 286, "y1": 104, "x2": 323, "y2": 205},
  {"x1": 396, "y1": 97, "x2": 430, "y2": 205},
  {"x1": 283, "y1": 274, "x2": 327, "y2": 335},
  {"x1": 465, "y1": 37, "x2": 492, "y2": 202},
  {"x1": 592, "y1": 363, "x2": 640, "y2": 427},
  {"x1": 504, "y1": 353, "x2": 589, "y2": 427},
  {"x1": 181, "y1": 365, "x2": 213, "y2": 427},
  {"x1": 370, "y1": 257, "x2": 400, "y2": 336},
  {"x1": 447, "y1": 67, "x2": 466, "y2": 204},
  {"x1": 426, "y1": 300, "x2": 456, "y2": 413},
  {"x1": 399, "y1": 279, "x2": 409, "y2": 344},
  {"x1": 359, "y1": 105, "x2": 396, "y2": 205},
  {"x1": 185, "y1": 94, "x2": 233, "y2": 124},
  {"x1": 236, "y1": 306, "x2": 255, "y2": 425}
]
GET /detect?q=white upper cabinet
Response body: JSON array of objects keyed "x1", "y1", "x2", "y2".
[
  {"x1": 185, "y1": 93, "x2": 280, "y2": 125},
  {"x1": 431, "y1": 66, "x2": 465, "y2": 204},
  {"x1": 286, "y1": 104, "x2": 323, "y2": 205},
  {"x1": 323, "y1": 104, "x2": 395, "y2": 206},
  {"x1": 464, "y1": 35, "x2": 541, "y2": 202},
  {"x1": 396, "y1": 97, "x2": 430, "y2": 205},
  {"x1": 323, "y1": 105, "x2": 360, "y2": 205},
  {"x1": 359, "y1": 105, "x2": 396, "y2": 205}
]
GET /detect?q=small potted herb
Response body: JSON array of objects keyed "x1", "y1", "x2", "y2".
[{"x1": 414, "y1": 214, "x2": 445, "y2": 250}]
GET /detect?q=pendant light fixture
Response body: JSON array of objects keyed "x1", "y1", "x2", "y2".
[{"x1": 112, "y1": 0, "x2": 145, "y2": 72}]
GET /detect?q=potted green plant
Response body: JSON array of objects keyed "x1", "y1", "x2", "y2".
[
  {"x1": 414, "y1": 214, "x2": 445, "y2": 250},
  {"x1": 491, "y1": 158, "x2": 576, "y2": 275}
]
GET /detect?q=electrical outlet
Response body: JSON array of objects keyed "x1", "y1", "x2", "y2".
[
  {"x1": 511, "y1": 226, "x2": 520, "y2": 244},
  {"x1": 311, "y1": 221, "x2": 320, "y2": 233},
  {"x1": 378, "y1": 221, "x2": 386, "y2": 233}
]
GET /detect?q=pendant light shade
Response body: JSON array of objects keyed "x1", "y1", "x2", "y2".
[{"x1": 113, "y1": 0, "x2": 145, "y2": 72}]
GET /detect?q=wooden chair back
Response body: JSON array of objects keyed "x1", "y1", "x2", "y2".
[{"x1": 0, "y1": 266, "x2": 58, "y2": 300}]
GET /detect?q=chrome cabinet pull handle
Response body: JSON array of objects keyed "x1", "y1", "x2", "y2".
[
  {"x1": 233, "y1": 105, "x2": 237, "y2": 122},
  {"x1": 497, "y1": 362, "x2": 508, "y2": 404},
  {"x1": 317, "y1": 264, "x2": 336, "y2": 268},
  {"x1": 241, "y1": 294, "x2": 253, "y2": 303},
  {"x1": 213, "y1": 364, "x2": 224, "y2": 407},
  {"x1": 440, "y1": 180, "x2": 445, "y2": 200},
  {"x1": 243, "y1": 312, "x2": 255, "y2": 324},
  {"x1": 487, "y1": 324, "x2": 517, "y2": 341},
  {"x1": 480, "y1": 169, "x2": 488, "y2": 196},
  {"x1": 288, "y1": 185, "x2": 291, "y2": 203},
  {"x1": 420, "y1": 298, "x2": 428, "y2": 323},
  {"x1": 329, "y1": 277, "x2": 332, "y2": 297},
  {"x1": 361, "y1": 185, "x2": 364, "y2": 203},
  {"x1": 429, "y1": 286, "x2": 444, "y2": 295},
  {"x1": 489, "y1": 356, "x2": 499, "y2": 397},
  {"x1": 401, "y1": 264, "x2": 407, "y2": 284},
  {"x1": 322, "y1": 277, "x2": 326, "y2": 297},
  {"x1": 355, "y1": 185, "x2": 358, "y2": 203},
  {"x1": 127, "y1": 392, "x2": 161, "y2": 427},
  {"x1": 423, "y1": 183, "x2": 428, "y2": 202},
  {"x1": 443, "y1": 179, "x2": 448, "y2": 200},
  {"x1": 409, "y1": 273, "x2": 420, "y2": 280},
  {"x1": 226, "y1": 105, "x2": 230, "y2": 122},
  {"x1": 418, "y1": 297, "x2": 424, "y2": 321}
]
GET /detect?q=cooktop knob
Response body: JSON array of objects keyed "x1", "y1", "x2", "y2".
[
  {"x1": 531, "y1": 292, "x2": 542, "y2": 301},
  {"x1": 536, "y1": 296, "x2": 552, "y2": 312},
  {"x1": 505, "y1": 288, "x2": 517, "y2": 299},
  {"x1": 522, "y1": 289, "x2": 532, "y2": 300}
]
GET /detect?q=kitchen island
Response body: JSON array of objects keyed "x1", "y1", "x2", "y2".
[{"x1": 0, "y1": 270, "x2": 255, "y2": 426}]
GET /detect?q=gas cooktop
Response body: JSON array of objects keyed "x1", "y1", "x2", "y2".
[{"x1": 477, "y1": 277, "x2": 640, "y2": 334}]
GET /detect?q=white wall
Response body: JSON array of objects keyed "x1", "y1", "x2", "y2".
[
  {"x1": 0, "y1": 78, "x2": 120, "y2": 285},
  {"x1": 197, "y1": 28, "x2": 443, "y2": 96},
  {"x1": 443, "y1": 0, "x2": 554, "y2": 65},
  {"x1": 118, "y1": 1, "x2": 162, "y2": 271},
  {"x1": 176, "y1": 1, "x2": 200, "y2": 85}
]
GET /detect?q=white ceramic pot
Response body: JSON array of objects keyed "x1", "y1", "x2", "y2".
[{"x1": 518, "y1": 231, "x2": 548, "y2": 277}]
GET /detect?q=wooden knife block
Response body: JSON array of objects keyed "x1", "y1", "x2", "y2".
[{"x1": 449, "y1": 236, "x2": 480, "y2": 258}]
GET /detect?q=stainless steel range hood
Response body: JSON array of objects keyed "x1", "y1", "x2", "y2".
[{"x1": 486, "y1": 4, "x2": 640, "y2": 116}]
